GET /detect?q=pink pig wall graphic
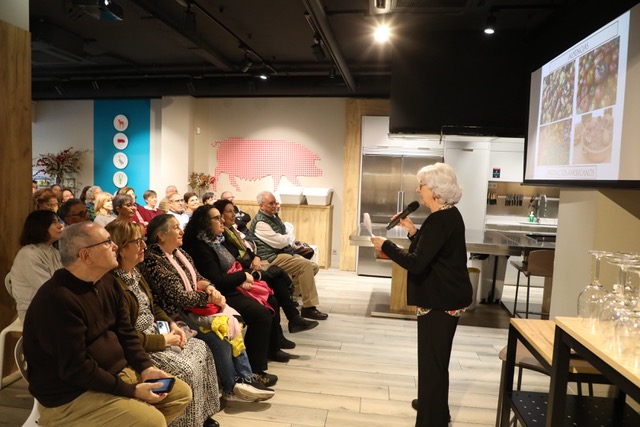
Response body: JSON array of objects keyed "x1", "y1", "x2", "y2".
[{"x1": 212, "y1": 137, "x2": 322, "y2": 191}]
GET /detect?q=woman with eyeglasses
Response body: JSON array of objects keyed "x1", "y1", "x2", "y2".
[
  {"x1": 105, "y1": 220, "x2": 221, "y2": 427},
  {"x1": 93, "y1": 192, "x2": 117, "y2": 227},
  {"x1": 182, "y1": 205, "x2": 292, "y2": 368},
  {"x1": 140, "y1": 214, "x2": 275, "y2": 402},
  {"x1": 113, "y1": 194, "x2": 137, "y2": 223},
  {"x1": 5, "y1": 210, "x2": 63, "y2": 322},
  {"x1": 33, "y1": 188, "x2": 59, "y2": 212}
]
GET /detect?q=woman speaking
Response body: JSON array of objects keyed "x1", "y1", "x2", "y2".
[{"x1": 371, "y1": 162, "x2": 472, "y2": 426}]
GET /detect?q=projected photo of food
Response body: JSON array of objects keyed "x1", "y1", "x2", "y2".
[
  {"x1": 540, "y1": 62, "x2": 575, "y2": 125},
  {"x1": 577, "y1": 37, "x2": 620, "y2": 114},
  {"x1": 537, "y1": 119, "x2": 571, "y2": 166},
  {"x1": 573, "y1": 109, "x2": 614, "y2": 164}
]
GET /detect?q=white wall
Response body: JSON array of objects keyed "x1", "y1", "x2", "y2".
[
  {"x1": 32, "y1": 100, "x2": 94, "y2": 193},
  {"x1": 0, "y1": 0, "x2": 29, "y2": 30}
]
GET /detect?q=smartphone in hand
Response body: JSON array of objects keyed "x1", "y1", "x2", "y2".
[
  {"x1": 156, "y1": 320, "x2": 170, "y2": 334},
  {"x1": 145, "y1": 377, "x2": 175, "y2": 394}
]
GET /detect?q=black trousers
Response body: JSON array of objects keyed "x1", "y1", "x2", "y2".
[
  {"x1": 263, "y1": 265, "x2": 299, "y2": 320},
  {"x1": 225, "y1": 291, "x2": 273, "y2": 373},
  {"x1": 416, "y1": 310, "x2": 459, "y2": 427}
]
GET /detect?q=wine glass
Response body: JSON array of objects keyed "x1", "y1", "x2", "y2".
[
  {"x1": 614, "y1": 267, "x2": 640, "y2": 368},
  {"x1": 577, "y1": 250, "x2": 612, "y2": 332}
]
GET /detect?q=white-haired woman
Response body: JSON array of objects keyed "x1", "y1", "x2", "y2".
[{"x1": 371, "y1": 162, "x2": 472, "y2": 426}]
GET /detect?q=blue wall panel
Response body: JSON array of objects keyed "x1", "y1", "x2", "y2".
[{"x1": 94, "y1": 99, "x2": 150, "y2": 197}]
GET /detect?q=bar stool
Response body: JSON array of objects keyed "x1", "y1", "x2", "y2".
[{"x1": 510, "y1": 250, "x2": 555, "y2": 319}]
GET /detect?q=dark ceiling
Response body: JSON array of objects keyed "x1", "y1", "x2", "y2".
[{"x1": 29, "y1": 0, "x2": 627, "y2": 100}]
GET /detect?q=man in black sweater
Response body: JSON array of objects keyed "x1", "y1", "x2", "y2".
[{"x1": 23, "y1": 222, "x2": 191, "y2": 426}]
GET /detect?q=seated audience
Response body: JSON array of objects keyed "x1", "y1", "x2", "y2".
[
  {"x1": 113, "y1": 193, "x2": 137, "y2": 223},
  {"x1": 202, "y1": 192, "x2": 216, "y2": 205},
  {"x1": 34, "y1": 188, "x2": 58, "y2": 212},
  {"x1": 5, "y1": 210, "x2": 63, "y2": 322},
  {"x1": 84, "y1": 185, "x2": 102, "y2": 220},
  {"x1": 137, "y1": 189, "x2": 163, "y2": 226},
  {"x1": 93, "y1": 192, "x2": 116, "y2": 227},
  {"x1": 249, "y1": 191, "x2": 328, "y2": 320},
  {"x1": 32, "y1": 180, "x2": 38, "y2": 194},
  {"x1": 220, "y1": 191, "x2": 250, "y2": 233},
  {"x1": 58, "y1": 198, "x2": 90, "y2": 225},
  {"x1": 184, "y1": 192, "x2": 199, "y2": 219},
  {"x1": 159, "y1": 185, "x2": 178, "y2": 213},
  {"x1": 140, "y1": 214, "x2": 276, "y2": 400},
  {"x1": 23, "y1": 222, "x2": 192, "y2": 425},
  {"x1": 214, "y1": 199, "x2": 318, "y2": 336},
  {"x1": 78, "y1": 185, "x2": 91, "y2": 204},
  {"x1": 182, "y1": 205, "x2": 288, "y2": 365},
  {"x1": 106, "y1": 220, "x2": 221, "y2": 427},
  {"x1": 167, "y1": 193, "x2": 189, "y2": 230},
  {"x1": 59, "y1": 188, "x2": 75, "y2": 203},
  {"x1": 50, "y1": 184, "x2": 61, "y2": 198}
]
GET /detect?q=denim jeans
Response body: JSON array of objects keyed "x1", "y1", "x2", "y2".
[{"x1": 181, "y1": 311, "x2": 253, "y2": 394}]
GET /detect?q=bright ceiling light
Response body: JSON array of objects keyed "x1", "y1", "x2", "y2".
[
  {"x1": 374, "y1": 24, "x2": 390, "y2": 43},
  {"x1": 484, "y1": 15, "x2": 496, "y2": 35}
]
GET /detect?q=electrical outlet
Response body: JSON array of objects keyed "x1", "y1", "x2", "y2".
[{"x1": 488, "y1": 182, "x2": 497, "y2": 189}]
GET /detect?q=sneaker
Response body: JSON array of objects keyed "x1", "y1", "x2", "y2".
[
  {"x1": 301, "y1": 306, "x2": 328, "y2": 320},
  {"x1": 288, "y1": 315, "x2": 319, "y2": 333},
  {"x1": 253, "y1": 371, "x2": 278, "y2": 387},
  {"x1": 280, "y1": 335, "x2": 296, "y2": 349},
  {"x1": 232, "y1": 381, "x2": 274, "y2": 402},
  {"x1": 222, "y1": 391, "x2": 254, "y2": 402}
]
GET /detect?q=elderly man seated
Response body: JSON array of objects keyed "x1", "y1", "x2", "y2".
[
  {"x1": 22, "y1": 222, "x2": 192, "y2": 426},
  {"x1": 167, "y1": 192, "x2": 189, "y2": 229},
  {"x1": 248, "y1": 191, "x2": 327, "y2": 321},
  {"x1": 58, "y1": 198, "x2": 90, "y2": 225}
]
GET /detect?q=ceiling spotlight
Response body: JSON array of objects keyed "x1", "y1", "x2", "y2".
[
  {"x1": 240, "y1": 57, "x2": 253, "y2": 73},
  {"x1": 484, "y1": 15, "x2": 496, "y2": 35},
  {"x1": 257, "y1": 73, "x2": 268, "y2": 80},
  {"x1": 311, "y1": 35, "x2": 326, "y2": 61},
  {"x1": 374, "y1": 24, "x2": 390, "y2": 43}
]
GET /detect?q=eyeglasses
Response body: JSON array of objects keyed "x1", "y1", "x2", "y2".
[
  {"x1": 224, "y1": 196, "x2": 235, "y2": 200},
  {"x1": 209, "y1": 215, "x2": 222, "y2": 221},
  {"x1": 67, "y1": 210, "x2": 88, "y2": 217},
  {"x1": 123, "y1": 203, "x2": 136, "y2": 208},
  {"x1": 127, "y1": 237, "x2": 145, "y2": 247},
  {"x1": 170, "y1": 199, "x2": 183, "y2": 203},
  {"x1": 84, "y1": 237, "x2": 113, "y2": 250}
]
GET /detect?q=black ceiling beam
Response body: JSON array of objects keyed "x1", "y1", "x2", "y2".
[
  {"x1": 129, "y1": 0, "x2": 232, "y2": 69},
  {"x1": 302, "y1": 0, "x2": 357, "y2": 92}
]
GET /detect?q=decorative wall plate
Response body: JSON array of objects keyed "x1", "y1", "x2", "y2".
[
  {"x1": 113, "y1": 132, "x2": 129, "y2": 150},
  {"x1": 113, "y1": 171, "x2": 128, "y2": 188},
  {"x1": 113, "y1": 152, "x2": 128, "y2": 169},
  {"x1": 113, "y1": 114, "x2": 129, "y2": 131}
]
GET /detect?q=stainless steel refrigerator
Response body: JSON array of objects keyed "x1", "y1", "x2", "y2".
[{"x1": 357, "y1": 153, "x2": 443, "y2": 277}]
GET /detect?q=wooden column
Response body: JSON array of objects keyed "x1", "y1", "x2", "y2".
[
  {"x1": 339, "y1": 99, "x2": 389, "y2": 271},
  {"x1": 0, "y1": 20, "x2": 31, "y2": 383}
]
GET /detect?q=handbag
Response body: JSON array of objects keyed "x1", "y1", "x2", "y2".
[{"x1": 228, "y1": 261, "x2": 275, "y2": 313}]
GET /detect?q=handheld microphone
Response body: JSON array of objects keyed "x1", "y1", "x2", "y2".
[{"x1": 386, "y1": 201, "x2": 420, "y2": 230}]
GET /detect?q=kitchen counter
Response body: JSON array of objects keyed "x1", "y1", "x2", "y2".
[{"x1": 350, "y1": 226, "x2": 556, "y2": 256}]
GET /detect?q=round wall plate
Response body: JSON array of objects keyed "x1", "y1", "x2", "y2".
[
  {"x1": 113, "y1": 114, "x2": 129, "y2": 131},
  {"x1": 113, "y1": 152, "x2": 128, "y2": 169},
  {"x1": 113, "y1": 171, "x2": 128, "y2": 188},
  {"x1": 113, "y1": 133, "x2": 129, "y2": 150}
]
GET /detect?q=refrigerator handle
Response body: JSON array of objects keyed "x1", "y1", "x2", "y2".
[{"x1": 397, "y1": 191, "x2": 404, "y2": 213}]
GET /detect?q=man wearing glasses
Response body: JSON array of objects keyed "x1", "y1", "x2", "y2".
[
  {"x1": 22, "y1": 222, "x2": 192, "y2": 425},
  {"x1": 168, "y1": 193, "x2": 189, "y2": 230},
  {"x1": 58, "y1": 198, "x2": 90, "y2": 225}
]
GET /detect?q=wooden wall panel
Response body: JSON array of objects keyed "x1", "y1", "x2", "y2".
[
  {"x1": 339, "y1": 99, "x2": 389, "y2": 271},
  {"x1": 0, "y1": 20, "x2": 32, "y2": 383}
]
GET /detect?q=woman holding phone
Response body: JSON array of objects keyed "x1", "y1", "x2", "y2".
[
  {"x1": 371, "y1": 163, "x2": 472, "y2": 426},
  {"x1": 106, "y1": 220, "x2": 221, "y2": 427}
]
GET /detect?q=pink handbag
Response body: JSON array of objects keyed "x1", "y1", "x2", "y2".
[{"x1": 228, "y1": 261, "x2": 275, "y2": 313}]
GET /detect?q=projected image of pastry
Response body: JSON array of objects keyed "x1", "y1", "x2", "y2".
[
  {"x1": 577, "y1": 37, "x2": 620, "y2": 114},
  {"x1": 574, "y1": 109, "x2": 614, "y2": 164},
  {"x1": 537, "y1": 119, "x2": 571, "y2": 166},
  {"x1": 540, "y1": 62, "x2": 574, "y2": 125}
]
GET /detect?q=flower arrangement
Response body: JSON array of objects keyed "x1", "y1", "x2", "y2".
[
  {"x1": 188, "y1": 172, "x2": 215, "y2": 191},
  {"x1": 33, "y1": 147, "x2": 87, "y2": 184}
]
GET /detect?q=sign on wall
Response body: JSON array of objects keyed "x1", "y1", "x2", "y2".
[{"x1": 212, "y1": 137, "x2": 322, "y2": 192}]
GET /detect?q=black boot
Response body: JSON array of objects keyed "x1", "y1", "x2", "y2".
[{"x1": 288, "y1": 315, "x2": 320, "y2": 333}]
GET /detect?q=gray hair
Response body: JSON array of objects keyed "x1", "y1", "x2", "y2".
[
  {"x1": 85, "y1": 186, "x2": 102, "y2": 203},
  {"x1": 59, "y1": 222, "x2": 98, "y2": 266},
  {"x1": 417, "y1": 163, "x2": 463, "y2": 205},
  {"x1": 113, "y1": 194, "x2": 134, "y2": 211},
  {"x1": 256, "y1": 191, "x2": 274, "y2": 205}
]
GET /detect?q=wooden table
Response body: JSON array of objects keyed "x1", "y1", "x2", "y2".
[{"x1": 498, "y1": 318, "x2": 640, "y2": 427}]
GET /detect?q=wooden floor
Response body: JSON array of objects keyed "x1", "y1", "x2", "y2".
[{"x1": 0, "y1": 268, "x2": 551, "y2": 427}]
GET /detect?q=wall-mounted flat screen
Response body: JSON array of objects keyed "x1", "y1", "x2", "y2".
[{"x1": 524, "y1": 4, "x2": 640, "y2": 187}]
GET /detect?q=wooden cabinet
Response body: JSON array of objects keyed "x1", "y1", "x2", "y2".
[{"x1": 234, "y1": 201, "x2": 333, "y2": 268}]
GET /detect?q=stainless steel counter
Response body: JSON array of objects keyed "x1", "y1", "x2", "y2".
[{"x1": 350, "y1": 226, "x2": 556, "y2": 256}]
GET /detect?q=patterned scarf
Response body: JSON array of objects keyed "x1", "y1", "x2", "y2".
[
  {"x1": 162, "y1": 247, "x2": 198, "y2": 292},
  {"x1": 196, "y1": 230, "x2": 236, "y2": 272},
  {"x1": 223, "y1": 226, "x2": 247, "y2": 259}
]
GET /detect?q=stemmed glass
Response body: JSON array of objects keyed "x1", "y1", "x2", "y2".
[
  {"x1": 577, "y1": 250, "x2": 612, "y2": 333},
  {"x1": 614, "y1": 266, "x2": 640, "y2": 368}
]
